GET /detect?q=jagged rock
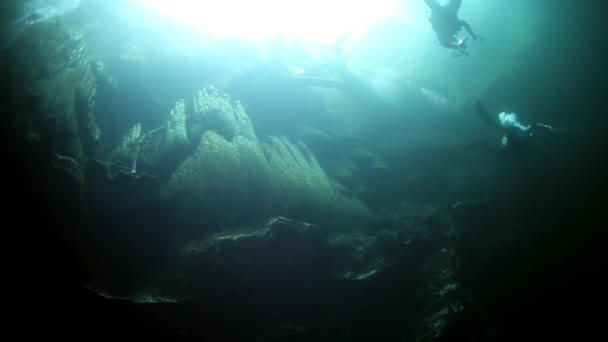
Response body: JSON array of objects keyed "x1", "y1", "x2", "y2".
[
  {"x1": 190, "y1": 85, "x2": 256, "y2": 142},
  {"x1": 117, "y1": 123, "x2": 142, "y2": 151},
  {"x1": 141, "y1": 211, "x2": 454, "y2": 340},
  {"x1": 167, "y1": 208, "x2": 453, "y2": 292},
  {"x1": 157, "y1": 87, "x2": 369, "y2": 230},
  {"x1": 164, "y1": 99, "x2": 188, "y2": 148},
  {"x1": 292, "y1": 125, "x2": 388, "y2": 201},
  {"x1": 92, "y1": 61, "x2": 118, "y2": 90},
  {"x1": 8, "y1": 19, "x2": 101, "y2": 161},
  {"x1": 164, "y1": 216, "x2": 380, "y2": 299},
  {"x1": 263, "y1": 135, "x2": 370, "y2": 226},
  {"x1": 110, "y1": 123, "x2": 142, "y2": 171},
  {"x1": 262, "y1": 136, "x2": 335, "y2": 215},
  {"x1": 165, "y1": 129, "x2": 276, "y2": 230},
  {"x1": 417, "y1": 247, "x2": 469, "y2": 341},
  {"x1": 73, "y1": 200, "x2": 460, "y2": 341}
]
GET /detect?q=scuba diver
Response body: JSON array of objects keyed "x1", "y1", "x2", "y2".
[
  {"x1": 465, "y1": 102, "x2": 555, "y2": 159},
  {"x1": 423, "y1": 0, "x2": 483, "y2": 56}
]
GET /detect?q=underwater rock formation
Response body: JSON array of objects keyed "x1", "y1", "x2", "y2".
[
  {"x1": 191, "y1": 86, "x2": 257, "y2": 142},
  {"x1": 7, "y1": 19, "x2": 101, "y2": 163},
  {"x1": 110, "y1": 122, "x2": 142, "y2": 173},
  {"x1": 153, "y1": 85, "x2": 369, "y2": 230},
  {"x1": 164, "y1": 86, "x2": 275, "y2": 228},
  {"x1": 262, "y1": 136, "x2": 335, "y2": 216},
  {"x1": 93, "y1": 83, "x2": 367, "y2": 234},
  {"x1": 165, "y1": 99, "x2": 188, "y2": 148},
  {"x1": 82, "y1": 203, "x2": 463, "y2": 341},
  {"x1": 292, "y1": 124, "x2": 390, "y2": 201},
  {"x1": 168, "y1": 129, "x2": 274, "y2": 226}
]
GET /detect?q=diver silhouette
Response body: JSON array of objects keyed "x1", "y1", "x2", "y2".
[
  {"x1": 423, "y1": 0, "x2": 483, "y2": 56},
  {"x1": 465, "y1": 102, "x2": 555, "y2": 159}
]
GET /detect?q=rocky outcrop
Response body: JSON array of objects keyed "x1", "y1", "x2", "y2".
[
  {"x1": 167, "y1": 130, "x2": 274, "y2": 227},
  {"x1": 165, "y1": 99, "x2": 189, "y2": 148},
  {"x1": 82, "y1": 202, "x2": 463, "y2": 341},
  {"x1": 8, "y1": 19, "x2": 101, "y2": 163},
  {"x1": 262, "y1": 136, "x2": 336, "y2": 217},
  {"x1": 132, "y1": 86, "x2": 370, "y2": 230},
  {"x1": 190, "y1": 86, "x2": 257, "y2": 142},
  {"x1": 292, "y1": 124, "x2": 390, "y2": 200},
  {"x1": 109, "y1": 123, "x2": 143, "y2": 173}
]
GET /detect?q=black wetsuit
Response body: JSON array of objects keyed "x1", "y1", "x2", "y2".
[
  {"x1": 467, "y1": 121, "x2": 553, "y2": 159},
  {"x1": 424, "y1": 0, "x2": 477, "y2": 49}
]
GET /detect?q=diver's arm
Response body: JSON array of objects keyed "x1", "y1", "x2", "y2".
[
  {"x1": 440, "y1": 41, "x2": 463, "y2": 50},
  {"x1": 530, "y1": 123, "x2": 554, "y2": 133},
  {"x1": 460, "y1": 20, "x2": 478, "y2": 40},
  {"x1": 436, "y1": 34, "x2": 463, "y2": 50}
]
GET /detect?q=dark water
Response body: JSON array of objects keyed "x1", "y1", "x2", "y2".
[{"x1": 3, "y1": 0, "x2": 607, "y2": 340}]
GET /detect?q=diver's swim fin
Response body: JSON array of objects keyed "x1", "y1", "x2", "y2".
[
  {"x1": 474, "y1": 102, "x2": 501, "y2": 130},
  {"x1": 445, "y1": 0, "x2": 463, "y2": 14}
]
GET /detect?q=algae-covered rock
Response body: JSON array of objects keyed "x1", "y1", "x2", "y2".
[
  {"x1": 106, "y1": 122, "x2": 149, "y2": 174},
  {"x1": 86, "y1": 84, "x2": 370, "y2": 230},
  {"x1": 157, "y1": 86, "x2": 369, "y2": 229},
  {"x1": 169, "y1": 131, "x2": 268, "y2": 199},
  {"x1": 165, "y1": 99, "x2": 188, "y2": 148},
  {"x1": 264, "y1": 136, "x2": 334, "y2": 197},
  {"x1": 8, "y1": 19, "x2": 101, "y2": 161},
  {"x1": 262, "y1": 136, "x2": 336, "y2": 219},
  {"x1": 190, "y1": 85, "x2": 256, "y2": 142}
]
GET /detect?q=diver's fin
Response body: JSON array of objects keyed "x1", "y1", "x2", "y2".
[
  {"x1": 445, "y1": 0, "x2": 463, "y2": 13},
  {"x1": 424, "y1": 0, "x2": 442, "y2": 11},
  {"x1": 474, "y1": 102, "x2": 501, "y2": 130}
]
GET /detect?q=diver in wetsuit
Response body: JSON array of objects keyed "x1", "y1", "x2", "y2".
[
  {"x1": 424, "y1": 0, "x2": 482, "y2": 56},
  {"x1": 466, "y1": 102, "x2": 554, "y2": 159}
]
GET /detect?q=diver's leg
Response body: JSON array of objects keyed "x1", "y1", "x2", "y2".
[
  {"x1": 461, "y1": 20, "x2": 478, "y2": 39},
  {"x1": 437, "y1": 34, "x2": 461, "y2": 49},
  {"x1": 424, "y1": 0, "x2": 442, "y2": 11},
  {"x1": 445, "y1": 0, "x2": 462, "y2": 13},
  {"x1": 441, "y1": 41, "x2": 462, "y2": 49}
]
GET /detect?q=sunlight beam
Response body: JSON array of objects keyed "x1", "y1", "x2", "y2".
[{"x1": 136, "y1": 0, "x2": 407, "y2": 44}]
